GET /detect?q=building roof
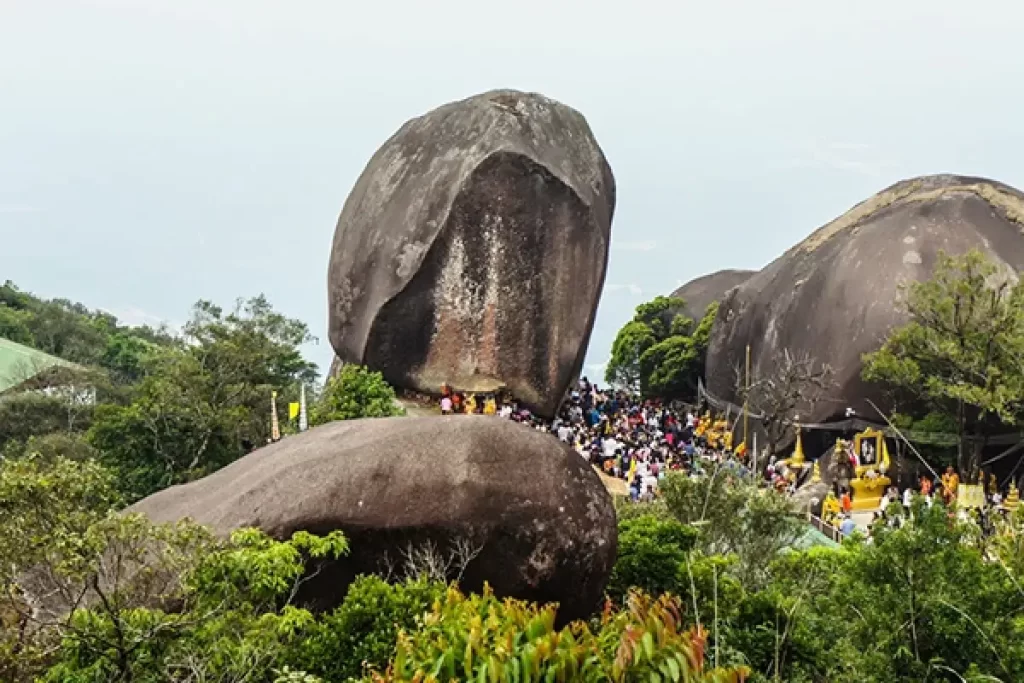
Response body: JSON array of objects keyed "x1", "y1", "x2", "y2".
[
  {"x1": 0, "y1": 338, "x2": 78, "y2": 394},
  {"x1": 790, "y1": 524, "x2": 841, "y2": 550}
]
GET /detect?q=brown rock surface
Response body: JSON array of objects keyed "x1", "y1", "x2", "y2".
[
  {"x1": 705, "y1": 174, "x2": 1024, "y2": 422},
  {"x1": 130, "y1": 415, "x2": 617, "y2": 621},
  {"x1": 327, "y1": 89, "x2": 615, "y2": 418},
  {"x1": 671, "y1": 269, "x2": 755, "y2": 321}
]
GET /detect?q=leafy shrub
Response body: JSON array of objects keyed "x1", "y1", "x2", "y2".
[
  {"x1": 287, "y1": 575, "x2": 445, "y2": 681},
  {"x1": 311, "y1": 364, "x2": 404, "y2": 425},
  {"x1": 608, "y1": 514, "x2": 697, "y2": 603},
  {"x1": 659, "y1": 470, "x2": 802, "y2": 590},
  {"x1": 374, "y1": 585, "x2": 749, "y2": 682}
]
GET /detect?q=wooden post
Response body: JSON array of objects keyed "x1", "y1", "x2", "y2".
[
  {"x1": 271, "y1": 391, "x2": 280, "y2": 442},
  {"x1": 743, "y1": 344, "x2": 750, "y2": 451}
]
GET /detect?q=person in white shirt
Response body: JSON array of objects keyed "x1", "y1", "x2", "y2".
[{"x1": 557, "y1": 424, "x2": 572, "y2": 443}]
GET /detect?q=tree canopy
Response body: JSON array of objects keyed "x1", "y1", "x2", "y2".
[
  {"x1": 0, "y1": 283, "x2": 327, "y2": 501},
  {"x1": 863, "y1": 249, "x2": 1024, "y2": 475},
  {"x1": 606, "y1": 295, "x2": 718, "y2": 399},
  {"x1": 310, "y1": 364, "x2": 404, "y2": 425}
]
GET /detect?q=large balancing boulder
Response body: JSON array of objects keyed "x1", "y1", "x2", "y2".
[
  {"x1": 671, "y1": 269, "x2": 755, "y2": 321},
  {"x1": 130, "y1": 415, "x2": 617, "y2": 622},
  {"x1": 327, "y1": 90, "x2": 616, "y2": 418},
  {"x1": 705, "y1": 174, "x2": 1024, "y2": 423}
]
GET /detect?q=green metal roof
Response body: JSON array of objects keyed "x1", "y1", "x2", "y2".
[
  {"x1": 0, "y1": 338, "x2": 77, "y2": 394},
  {"x1": 790, "y1": 524, "x2": 841, "y2": 550}
]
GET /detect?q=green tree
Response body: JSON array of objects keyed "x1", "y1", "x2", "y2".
[
  {"x1": 0, "y1": 306, "x2": 33, "y2": 344},
  {"x1": 0, "y1": 280, "x2": 176, "y2": 373},
  {"x1": 0, "y1": 455, "x2": 348, "y2": 683},
  {"x1": 606, "y1": 296, "x2": 719, "y2": 399},
  {"x1": 287, "y1": 576, "x2": 445, "y2": 681},
  {"x1": 659, "y1": 469, "x2": 803, "y2": 590},
  {"x1": 310, "y1": 364, "x2": 403, "y2": 425},
  {"x1": 0, "y1": 456, "x2": 122, "y2": 681},
  {"x1": 606, "y1": 320, "x2": 658, "y2": 390},
  {"x1": 607, "y1": 514, "x2": 698, "y2": 603},
  {"x1": 862, "y1": 249, "x2": 1024, "y2": 476},
  {"x1": 88, "y1": 296, "x2": 319, "y2": 500}
]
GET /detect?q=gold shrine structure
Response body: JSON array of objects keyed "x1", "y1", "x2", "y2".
[
  {"x1": 1006, "y1": 482, "x2": 1020, "y2": 511},
  {"x1": 781, "y1": 424, "x2": 812, "y2": 482},
  {"x1": 848, "y1": 428, "x2": 892, "y2": 511}
]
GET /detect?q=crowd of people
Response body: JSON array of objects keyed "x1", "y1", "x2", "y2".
[
  {"x1": 432, "y1": 380, "x2": 1023, "y2": 538},
  {"x1": 438, "y1": 377, "x2": 750, "y2": 502},
  {"x1": 816, "y1": 460, "x2": 1021, "y2": 539}
]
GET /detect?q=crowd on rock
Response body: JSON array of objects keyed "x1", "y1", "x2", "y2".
[
  {"x1": 438, "y1": 378, "x2": 750, "y2": 502},
  {"x1": 433, "y1": 380, "x2": 1022, "y2": 538}
]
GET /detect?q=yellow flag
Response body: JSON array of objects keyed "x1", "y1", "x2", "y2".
[{"x1": 288, "y1": 402, "x2": 300, "y2": 420}]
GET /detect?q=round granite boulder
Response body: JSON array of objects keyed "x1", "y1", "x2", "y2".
[
  {"x1": 130, "y1": 415, "x2": 617, "y2": 622},
  {"x1": 327, "y1": 90, "x2": 615, "y2": 418},
  {"x1": 671, "y1": 269, "x2": 755, "y2": 322},
  {"x1": 705, "y1": 174, "x2": 1024, "y2": 422}
]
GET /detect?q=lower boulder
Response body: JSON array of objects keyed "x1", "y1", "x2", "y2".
[{"x1": 129, "y1": 415, "x2": 617, "y2": 621}]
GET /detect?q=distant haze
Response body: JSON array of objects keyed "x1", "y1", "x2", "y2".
[{"x1": 3, "y1": 0, "x2": 1023, "y2": 379}]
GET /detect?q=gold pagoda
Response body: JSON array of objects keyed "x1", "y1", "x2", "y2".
[{"x1": 781, "y1": 423, "x2": 811, "y2": 475}]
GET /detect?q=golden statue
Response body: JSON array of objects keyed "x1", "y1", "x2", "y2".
[
  {"x1": 483, "y1": 396, "x2": 497, "y2": 415},
  {"x1": 821, "y1": 491, "x2": 841, "y2": 525},
  {"x1": 848, "y1": 428, "x2": 891, "y2": 512},
  {"x1": 811, "y1": 460, "x2": 822, "y2": 483},
  {"x1": 1006, "y1": 482, "x2": 1021, "y2": 510},
  {"x1": 695, "y1": 413, "x2": 711, "y2": 437},
  {"x1": 941, "y1": 466, "x2": 960, "y2": 500},
  {"x1": 989, "y1": 473, "x2": 999, "y2": 496},
  {"x1": 465, "y1": 393, "x2": 477, "y2": 414}
]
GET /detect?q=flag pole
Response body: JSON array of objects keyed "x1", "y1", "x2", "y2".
[
  {"x1": 743, "y1": 344, "x2": 750, "y2": 451},
  {"x1": 271, "y1": 390, "x2": 281, "y2": 442},
  {"x1": 299, "y1": 384, "x2": 308, "y2": 432}
]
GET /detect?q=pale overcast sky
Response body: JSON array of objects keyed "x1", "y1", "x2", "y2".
[{"x1": 2, "y1": 0, "x2": 1023, "y2": 377}]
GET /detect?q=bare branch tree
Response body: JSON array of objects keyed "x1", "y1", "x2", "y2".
[
  {"x1": 735, "y1": 349, "x2": 835, "y2": 461},
  {"x1": 397, "y1": 536, "x2": 484, "y2": 584}
]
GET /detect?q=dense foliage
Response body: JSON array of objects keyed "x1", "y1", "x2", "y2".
[
  {"x1": 0, "y1": 284, "x2": 332, "y2": 500},
  {"x1": 286, "y1": 576, "x2": 446, "y2": 681},
  {"x1": 614, "y1": 487, "x2": 1024, "y2": 683},
  {"x1": 311, "y1": 364, "x2": 404, "y2": 425},
  {"x1": 863, "y1": 249, "x2": 1024, "y2": 475},
  {"x1": 606, "y1": 296, "x2": 718, "y2": 399},
  {"x1": 0, "y1": 280, "x2": 176, "y2": 382},
  {"x1": 3, "y1": 425, "x2": 1022, "y2": 682},
  {"x1": 7, "y1": 278, "x2": 1024, "y2": 682},
  {"x1": 378, "y1": 585, "x2": 748, "y2": 682},
  {"x1": 0, "y1": 456, "x2": 752, "y2": 683}
]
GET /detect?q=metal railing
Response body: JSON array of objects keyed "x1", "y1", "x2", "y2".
[{"x1": 806, "y1": 512, "x2": 846, "y2": 543}]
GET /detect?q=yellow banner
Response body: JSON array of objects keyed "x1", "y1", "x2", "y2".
[{"x1": 288, "y1": 402, "x2": 300, "y2": 420}]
